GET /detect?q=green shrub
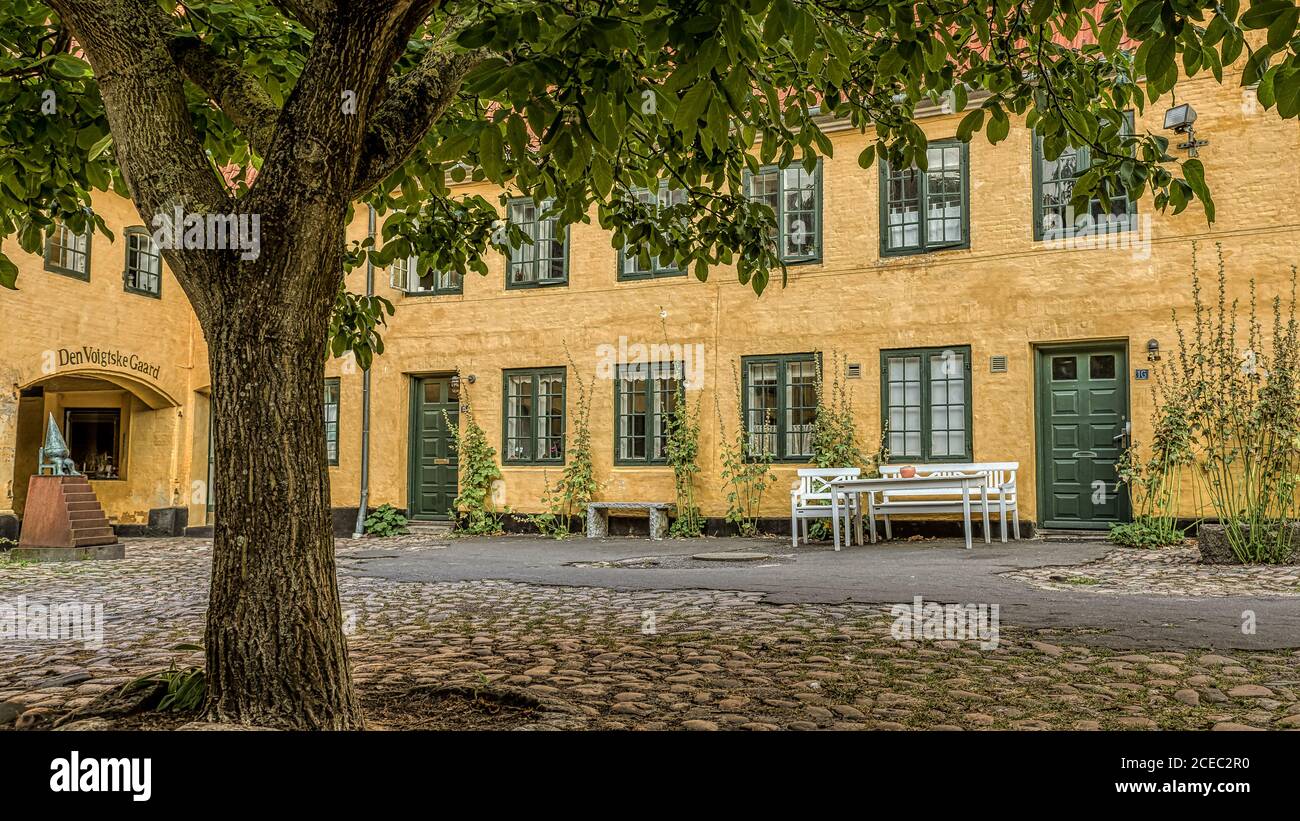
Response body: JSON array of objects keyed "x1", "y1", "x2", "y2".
[
  {"x1": 364, "y1": 503, "x2": 409, "y2": 537},
  {"x1": 1108, "y1": 518, "x2": 1187, "y2": 548}
]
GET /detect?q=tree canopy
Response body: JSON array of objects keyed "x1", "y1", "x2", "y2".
[{"x1": 2, "y1": 0, "x2": 1298, "y2": 314}]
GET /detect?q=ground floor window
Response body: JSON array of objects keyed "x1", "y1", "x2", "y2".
[
  {"x1": 65, "y1": 409, "x2": 120, "y2": 479},
  {"x1": 881, "y1": 345, "x2": 972, "y2": 462},
  {"x1": 503, "y1": 368, "x2": 566, "y2": 464},
  {"x1": 615, "y1": 362, "x2": 681, "y2": 464},
  {"x1": 324, "y1": 378, "x2": 340, "y2": 465},
  {"x1": 742, "y1": 353, "x2": 817, "y2": 460}
]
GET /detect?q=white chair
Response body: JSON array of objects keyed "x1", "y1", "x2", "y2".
[
  {"x1": 790, "y1": 467, "x2": 861, "y2": 548},
  {"x1": 876, "y1": 462, "x2": 1020, "y2": 542}
]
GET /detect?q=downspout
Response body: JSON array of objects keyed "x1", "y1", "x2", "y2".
[{"x1": 351, "y1": 205, "x2": 376, "y2": 539}]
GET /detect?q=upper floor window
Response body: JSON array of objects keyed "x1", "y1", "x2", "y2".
[
  {"x1": 506, "y1": 198, "x2": 566, "y2": 288},
  {"x1": 620, "y1": 185, "x2": 688, "y2": 280},
  {"x1": 123, "y1": 227, "x2": 161, "y2": 298},
  {"x1": 503, "y1": 368, "x2": 566, "y2": 464},
  {"x1": 390, "y1": 254, "x2": 462, "y2": 295},
  {"x1": 615, "y1": 362, "x2": 681, "y2": 464},
  {"x1": 44, "y1": 221, "x2": 90, "y2": 280},
  {"x1": 1033, "y1": 112, "x2": 1137, "y2": 241},
  {"x1": 744, "y1": 164, "x2": 821, "y2": 263},
  {"x1": 742, "y1": 353, "x2": 817, "y2": 461},
  {"x1": 324, "y1": 378, "x2": 340, "y2": 466},
  {"x1": 881, "y1": 346, "x2": 972, "y2": 462},
  {"x1": 880, "y1": 141, "x2": 969, "y2": 256}
]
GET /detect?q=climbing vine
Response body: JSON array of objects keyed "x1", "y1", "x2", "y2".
[
  {"x1": 528, "y1": 346, "x2": 600, "y2": 539},
  {"x1": 717, "y1": 362, "x2": 774, "y2": 536},
  {"x1": 811, "y1": 350, "x2": 866, "y2": 470},
  {"x1": 447, "y1": 386, "x2": 505, "y2": 536},
  {"x1": 666, "y1": 371, "x2": 704, "y2": 537}
]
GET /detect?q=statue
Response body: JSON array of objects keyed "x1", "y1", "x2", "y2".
[{"x1": 37, "y1": 413, "x2": 79, "y2": 476}]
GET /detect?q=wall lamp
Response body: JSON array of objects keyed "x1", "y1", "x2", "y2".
[
  {"x1": 1163, "y1": 103, "x2": 1208, "y2": 157},
  {"x1": 1147, "y1": 339, "x2": 1161, "y2": 362}
]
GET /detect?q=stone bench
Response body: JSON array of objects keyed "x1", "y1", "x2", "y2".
[{"x1": 585, "y1": 502, "x2": 674, "y2": 540}]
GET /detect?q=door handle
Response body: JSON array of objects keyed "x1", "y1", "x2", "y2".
[{"x1": 1112, "y1": 420, "x2": 1131, "y2": 443}]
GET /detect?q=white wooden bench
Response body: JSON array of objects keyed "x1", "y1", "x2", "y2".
[
  {"x1": 790, "y1": 468, "x2": 861, "y2": 548},
  {"x1": 586, "y1": 502, "x2": 674, "y2": 540},
  {"x1": 875, "y1": 462, "x2": 1021, "y2": 542}
]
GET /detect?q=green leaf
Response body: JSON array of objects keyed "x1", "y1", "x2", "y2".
[
  {"x1": 956, "y1": 108, "x2": 984, "y2": 142},
  {"x1": 0, "y1": 255, "x2": 17, "y2": 290}
]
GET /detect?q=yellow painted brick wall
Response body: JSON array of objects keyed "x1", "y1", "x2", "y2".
[
  {"x1": 1, "y1": 64, "x2": 1294, "y2": 528},
  {"x1": 0, "y1": 192, "x2": 201, "y2": 524},
  {"x1": 329, "y1": 66, "x2": 1300, "y2": 523}
]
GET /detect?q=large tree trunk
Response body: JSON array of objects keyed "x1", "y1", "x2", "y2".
[{"x1": 201, "y1": 233, "x2": 361, "y2": 730}]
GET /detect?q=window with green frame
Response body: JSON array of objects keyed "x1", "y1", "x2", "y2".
[
  {"x1": 614, "y1": 362, "x2": 681, "y2": 464},
  {"x1": 390, "y1": 253, "x2": 462, "y2": 295},
  {"x1": 44, "y1": 221, "x2": 91, "y2": 280},
  {"x1": 743, "y1": 163, "x2": 821, "y2": 263},
  {"x1": 741, "y1": 353, "x2": 817, "y2": 461},
  {"x1": 503, "y1": 368, "x2": 566, "y2": 464},
  {"x1": 880, "y1": 346, "x2": 972, "y2": 462},
  {"x1": 506, "y1": 198, "x2": 566, "y2": 288},
  {"x1": 620, "y1": 184, "x2": 688, "y2": 280},
  {"x1": 123, "y1": 226, "x2": 162, "y2": 297},
  {"x1": 324, "y1": 378, "x2": 340, "y2": 466},
  {"x1": 1032, "y1": 111, "x2": 1137, "y2": 241},
  {"x1": 880, "y1": 140, "x2": 969, "y2": 256}
]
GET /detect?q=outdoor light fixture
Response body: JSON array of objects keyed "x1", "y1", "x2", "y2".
[
  {"x1": 466, "y1": 374, "x2": 476, "y2": 384},
  {"x1": 1163, "y1": 103, "x2": 1208, "y2": 156},
  {"x1": 1147, "y1": 339, "x2": 1161, "y2": 362}
]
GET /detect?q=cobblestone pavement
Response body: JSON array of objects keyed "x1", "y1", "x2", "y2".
[
  {"x1": 1005, "y1": 544, "x2": 1300, "y2": 597},
  {"x1": 2, "y1": 537, "x2": 1298, "y2": 731}
]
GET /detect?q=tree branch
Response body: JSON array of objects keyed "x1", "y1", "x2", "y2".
[
  {"x1": 352, "y1": 47, "x2": 483, "y2": 196},
  {"x1": 168, "y1": 34, "x2": 280, "y2": 159},
  {"x1": 267, "y1": 0, "x2": 326, "y2": 31},
  {"x1": 46, "y1": 0, "x2": 231, "y2": 315}
]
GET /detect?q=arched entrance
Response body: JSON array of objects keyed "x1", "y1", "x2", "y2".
[{"x1": 10, "y1": 369, "x2": 180, "y2": 518}]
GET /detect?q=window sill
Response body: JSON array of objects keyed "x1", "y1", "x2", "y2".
[
  {"x1": 45, "y1": 265, "x2": 90, "y2": 281},
  {"x1": 879, "y1": 243, "x2": 970, "y2": 260}
]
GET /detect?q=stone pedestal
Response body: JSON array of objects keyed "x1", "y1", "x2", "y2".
[{"x1": 13, "y1": 475, "x2": 123, "y2": 561}]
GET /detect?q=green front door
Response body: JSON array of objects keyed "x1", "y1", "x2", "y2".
[
  {"x1": 410, "y1": 375, "x2": 460, "y2": 520},
  {"x1": 1035, "y1": 343, "x2": 1130, "y2": 529}
]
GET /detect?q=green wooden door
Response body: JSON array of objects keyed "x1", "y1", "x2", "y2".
[
  {"x1": 1035, "y1": 344, "x2": 1130, "y2": 529},
  {"x1": 410, "y1": 375, "x2": 460, "y2": 520}
]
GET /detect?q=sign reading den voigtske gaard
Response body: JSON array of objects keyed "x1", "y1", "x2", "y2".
[{"x1": 55, "y1": 346, "x2": 162, "y2": 381}]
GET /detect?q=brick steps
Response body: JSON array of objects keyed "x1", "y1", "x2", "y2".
[{"x1": 18, "y1": 474, "x2": 118, "y2": 551}]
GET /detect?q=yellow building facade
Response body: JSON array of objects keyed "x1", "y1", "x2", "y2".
[{"x1": 2, "y1": 66, "x2": 1297, "y2": 539}]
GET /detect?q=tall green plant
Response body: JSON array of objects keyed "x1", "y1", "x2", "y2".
[
  {"x1": 666, "y1": 370, "x2": 704, "y2": 537},
  {"x1": 1163, "y1": 244, "x2": 1300, "y2": 562},
  {"x1": 1110, "y1": 359, "x2": 1194, "y2": 547},
  {"x1": 528, "y1": 347, "x2": 599, "y2": 539},
  {"x1": 447, "y1": 388, "x2": 505, "y2": 536},
  {"x1": 717, "y1": 362, "x2": 774, "y2": 536},
  {"x1": 811, "y1": 350, "x2": 865, "y2": 470}
]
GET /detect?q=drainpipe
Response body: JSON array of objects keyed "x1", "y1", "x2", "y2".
[{"x1": 351, "y1": 205, "x2": 376, "y2": 539}]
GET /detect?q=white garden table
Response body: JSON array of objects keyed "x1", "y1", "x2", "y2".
[{"x1": 829, "y1": 474, "x2": 991, "y2": 551}]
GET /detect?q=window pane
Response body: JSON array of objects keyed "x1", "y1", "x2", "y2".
[
  {"x1": 323, "y1": 381, "x2": 340, "y2": 464},
  {"x1": 785, "y1": 359, "x2": 816, "y2": 458},
  {"x1": 1052, "y1": 356, "x2": 1077, "y2": 380},
  {"x1": 536, "y1": 372, "x2": 564, "y2": 461},
  {"x1": 506, "y1": 374, "x2": 534, "y2": 461},
  {"x1": 1090, "y1": 354, "x2": 1116, "y2": 380},
  {"x1": 746, "y1": 361, "x2": 778, "y2": 457}
]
